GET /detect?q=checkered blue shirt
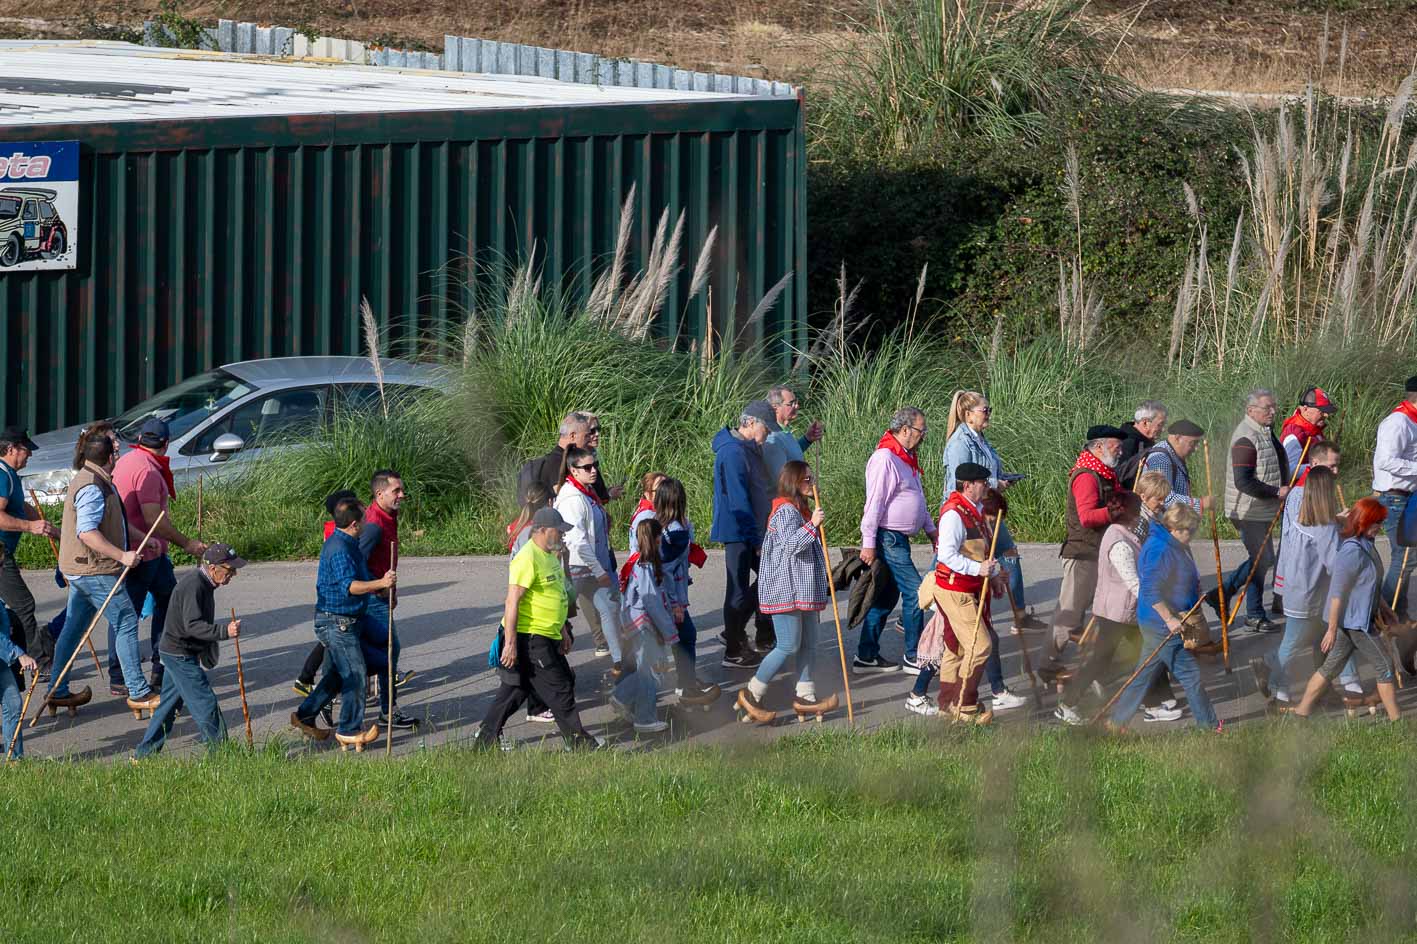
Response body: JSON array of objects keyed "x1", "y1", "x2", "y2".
[{"x1": 316, "y1": 529, "x2": 371, "y2": 616}]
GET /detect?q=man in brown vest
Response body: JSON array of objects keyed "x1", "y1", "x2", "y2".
[
  {"x1": 45, "y1": 427, "x2": 157, "y2": 719},
  {"x1": 1039, "y1": 425, "x2": 1128, "y2": 682}
]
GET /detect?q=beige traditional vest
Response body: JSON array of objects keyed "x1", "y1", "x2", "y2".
[{"x1": 59, "y1": 462, "x2": 127, "y2": 577}]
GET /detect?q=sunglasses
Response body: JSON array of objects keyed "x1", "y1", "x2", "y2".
[
  {"x1": 572, "y1": 463, "x2": 598, "y2": 472},
  {"x1": 586, "y1": 426, "x2": 601, "y2": 435}
]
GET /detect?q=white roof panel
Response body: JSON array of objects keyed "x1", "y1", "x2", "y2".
[{"x1": 0, "y1": 41, "x2": 750, "y2": 127}]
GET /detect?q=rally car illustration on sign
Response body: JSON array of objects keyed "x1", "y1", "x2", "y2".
[{"x1": 0, "y1": 187, "x2": 67, "y2": 266}]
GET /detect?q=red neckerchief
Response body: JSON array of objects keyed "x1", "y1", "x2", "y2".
[
  {"x1": 942, "y1": 491, "x2": 986, "y2": 534},
  {"x1": 1072, "y1": 448, "x2": 1120, "y2": 486},
  {"x1": 135, "y1": 444, "x2": 175, "y2": 498},
  {"x1": 1396, "y1": 401, "x2": 1417, "y2": 425},
  {"x1": 323, "y1": 520, "x2": 336, "y2": 540},
  {"x1": 504, "y1": 517, "x2": 522, "y2": 551},
  {"x1": 633, "y1": 497, "x2": 654, "y2": 517},
  {"x1": 564, "y1": 473, "x2": 603, "y2": 506},
  {"x1": 1296, "y1": 467, "x2": 1310, "y2": 487},
  {"x1": 618, "y1": 554, "x2": 640, "y2": 593},
  {"x1": 876, "y1": 431, "x2": 921, "y2": 478},
  {"x1": 1281, "y1": 409, "x2": 1324, "y2": 447},
  {"x1": 769, "y1": 496, "x2": 809, "y2": 519}
]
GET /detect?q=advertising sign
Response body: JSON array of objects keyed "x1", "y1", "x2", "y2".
[{"x1": 0, "y1": 140, "x2": 78, "y2": 271}]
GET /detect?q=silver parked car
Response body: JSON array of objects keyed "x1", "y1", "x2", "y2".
[{"x1": 25, "y1": 356, "x2": 450, "y2": 502}]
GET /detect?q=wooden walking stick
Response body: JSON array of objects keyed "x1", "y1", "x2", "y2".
[
  {"x1": 1221, "y1": 437, "x2": 1312, "y2": 640},
  {"x1": 953, "y1": 509, "x2": 1005, "y2": 717},
  {"x1": 6, "y1": 664, "x2": 39, "y2": 760},
  {"x1": 1090, "y1": 597, "x2": 1205, "y2": 725},
  {"x1": 195, "y1": 473, "x2": 203, "y2": 544},
  {"x1": 811, "y1": 480, "x2": 854, "y2": 726},
  {"x1": 1390, "y1": 549, "x2": 1410, "y2": 691},
  {"x1": 230, "y1": 606, "x2": 252, "y2": 746},
  {"x1": 1015, "y1": 606, "x2": 1045, "y2": 709},
  {"x1": 31, "y1": 511, "x2": 166, "y2": 727},
  {"x1": 1201, "y1": 441, "x2": 1231, "y2": 673},
  {"x1": 1076, "y1": 615, "x2": 1099, "y2": 650},
  {"x1": 386, "y1": 539, "x2": 398, "y2": 756},
  {"x1": 30, "y1": 488, "x2": 102, "y2": 678}
]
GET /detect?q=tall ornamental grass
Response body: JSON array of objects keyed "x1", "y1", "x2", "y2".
[
  {"x1": 1170, "y1": 81, "x2": 1417, "y2": 370},
  {"x1": 812, "y1": 0, "x2": 1128, "y2": 160}
]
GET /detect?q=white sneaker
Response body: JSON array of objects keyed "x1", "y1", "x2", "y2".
[
  {"x1": 1161, "y1": 699, "x2": 1178, "y2": 711},
  {"x1": 901, "y1": 656, "x2": 923, "y2": 677},
  {"x1": 1054, "y1": 703, "x2": 1083, "y2": 726},
  {"x1": 991, "y1": 690, "x2": 1027, "y2": 711},
  {"x1": 633, "y1": 719, "x2": 669, "y2": 734},
  {"x1": 1143, "y1": 705, "x2": 1183, "y2": 723},
  {"x1": 905, "y1": 693, "x2": 940, "y2": 717},
  {"x1": 1090, "y1": 681, "x2": 1104, "y2": 699},
  {"x1": 526, "y1": 709, "x2": 556, "y2": 724}
]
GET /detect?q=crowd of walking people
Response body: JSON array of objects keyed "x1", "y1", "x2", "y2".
[{"x1": 3, "y1": 375, "x2": 1417, "y2": 759}]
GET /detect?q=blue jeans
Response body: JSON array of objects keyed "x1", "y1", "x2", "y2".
[
  {"x1": 113, "y1": 554, "x2": 177, "y2": 686},
  {"x1": 982, "y1": 624, "x2": 1005, "y2": 694},
  {"x1": 1379, "y1": 492, "x2": 1415, "y2": 618},
  {"x1": 1, "y1": 640, "x2": 21, "y2": 760},
  {"x1": 359, "y1": 596, "x2": 401, "y2": 714},
  {"x1": 297, "y1": 614, "x2": 368, "y2": 735},
  {"x1": 672, "y1": 612, "x2": 699, "y2": 685},
  {"x1": 133, "y1": 652, "x2": 228, "y2": 758},
  {"x1": 1266, "y1": 614, "x2": 1359, "y2": 699},
  {"x1": 1224, "y1": 518, "x2": 1275, "y2": 621},
  {"x1": 1110, "y1": 626, "x2": 1218, "y2": 730},
  {"x1": 859, "y1": 530, "x2": 924, "y2": 662},
  {"x1": 573, "y1": 576, "x2": 624, "y2": 663},
  {"x1": 753, "y1": 610, "x2": 820, "y2": 692},
  {"x1": 613, "y1": 630, "x2": 662, "y2": 725},
  {"x1": 54, "y1": 573, "x2": 150, "y2": 699},
  {"x1": 996, "y1": 521, "x2": 1027, "y2": 608}
]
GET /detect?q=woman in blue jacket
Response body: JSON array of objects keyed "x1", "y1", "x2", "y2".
[
  {"x1": 1109, "y1": 504, "x2": 1220, "y2": 731},
  {"x1": 943, "y1": 390, "x2": 1042, "y2": 647}
]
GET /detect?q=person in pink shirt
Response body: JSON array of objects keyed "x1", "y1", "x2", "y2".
[
  {"x1": 856, "y1": 407, "x2": 938, "y2": 675},
  {"x1": 111, "y1": 418, "x2": 206, "y2": 692}
]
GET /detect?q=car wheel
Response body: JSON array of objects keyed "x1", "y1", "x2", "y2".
[
  {"x1": 41, "y1": 229, "x2": 65, "y2": 260},
  {"x1": 0, "y1": 234, "x2": 19, "y2": 267}
]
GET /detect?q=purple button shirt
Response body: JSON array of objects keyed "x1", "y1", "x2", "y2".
[{"x1": 859, "y1": 446, "x2": 934, "y2": 549}]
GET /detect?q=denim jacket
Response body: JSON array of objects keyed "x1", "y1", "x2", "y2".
[{"x1": 941, "y1": 424, "x2": 1006, "y2": 504}]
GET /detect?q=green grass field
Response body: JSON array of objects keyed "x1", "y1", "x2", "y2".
[{"x1": 5, "y1": 722, "x2": 1414, "y2": 942}]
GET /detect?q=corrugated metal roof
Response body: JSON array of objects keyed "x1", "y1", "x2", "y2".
[{"x1": 0, "y1": 41, "x2": 751, "y2": 126}]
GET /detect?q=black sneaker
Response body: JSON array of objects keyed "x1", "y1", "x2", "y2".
[
  {"x1": 291, "y1": 679, "x2": 314, "y2": 697},
  {"x1": 394, "y1": 670, "x2": 416, "y2": 690},
  {"x1": 379, "y1": 710, "x2": 420, "y2": 730},
  {"x1": 1246, "y1": 617, "x2": 1282, "y2": 634},
  {"x1": 109, "y1": 684, "x2": 128, "y2": 698},
  {"x1": 319, "y1": 704, "x2": 334, "y2": 728},
  {"x1": 852, "y1": 656, "x2": 899, "y2": 675},
  {"x1": 721, "y1": 650, "x2": 764, "y2": 670}
]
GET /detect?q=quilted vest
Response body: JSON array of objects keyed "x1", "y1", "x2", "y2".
[
  {"x1": 1225, "y1": 414, "x2": 1283, "y2": 522},
  {"x1": 1062, "y1": 468, "x2": 1116, "y2": 561}
]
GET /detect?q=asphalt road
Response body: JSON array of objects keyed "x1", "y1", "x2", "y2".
[{"x1": 15, "y1": 540, "x2": 1416, "y2": 761}]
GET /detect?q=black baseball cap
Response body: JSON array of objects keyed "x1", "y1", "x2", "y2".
[
  {"x1": 1169, "y1": 419, "x2": 1205, "y2": 437},
  {"x1": 202, "y1": 544, "x2": 248, "y2": 569},
  {"x1": 0, "y1": 425, "x2": 37, "y2": 451},
  {"x1": 1299, "y1": 387, "x2": 1336, "y2": 414},
  {"x1": 137, "y1": 417, "x2": 171, "y2": 447}
]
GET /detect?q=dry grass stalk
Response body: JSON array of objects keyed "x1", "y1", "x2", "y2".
[{"x1": 360, "y1": 296, "x2": 387, "y2": 420}]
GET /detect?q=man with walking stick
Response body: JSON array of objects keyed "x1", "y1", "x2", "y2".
[
  {"x1": 360, "y1": 469, "x2": 418, "y2": 732},
  {"x1": 112, "y1": 417, "x2": 206, "y2": 695},
  {"x1": 1373, "y1": 375, "x2": 1417, "y2": 621},
  {"x1": 131, "y1": 544, "x2": 247, "y2": 760},
  {"x1": 1208, "y1": 389, "x2": 1291, "y2": 634},
  {"x1": 45, "y1": 427, "x2": 158, "y2": 720},
  {"x1": 0, "y1": 425, "x2": 58, "y2": 679}
]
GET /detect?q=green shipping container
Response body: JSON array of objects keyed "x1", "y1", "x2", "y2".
[{"x1": 0, "y1": 42, "x2": 806, "y2": 432}]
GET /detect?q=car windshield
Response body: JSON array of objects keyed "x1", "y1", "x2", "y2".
[
  {"x1": 0, "y1": 197, "x2": 18, "y2": 220},
  {"x1": 113, "y1": 369, "x2": 256, "y2": 443}
]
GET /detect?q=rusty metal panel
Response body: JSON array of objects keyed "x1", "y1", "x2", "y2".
[{"x1": 0, "y1": 98, "x2": 804, "y2": 432}]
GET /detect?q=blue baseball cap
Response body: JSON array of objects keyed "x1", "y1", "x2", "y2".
[{"x1": 137, "y1": 417, "x2": 170, "y2": 446}]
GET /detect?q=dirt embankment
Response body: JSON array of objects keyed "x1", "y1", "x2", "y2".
[{"x1": 0, "y1": 0, "x2": 1411, "y2": 95}]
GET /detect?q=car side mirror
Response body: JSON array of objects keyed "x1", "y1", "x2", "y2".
[{"x1": 209, "y1": 433, "x2": 245, "y2": 463}]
